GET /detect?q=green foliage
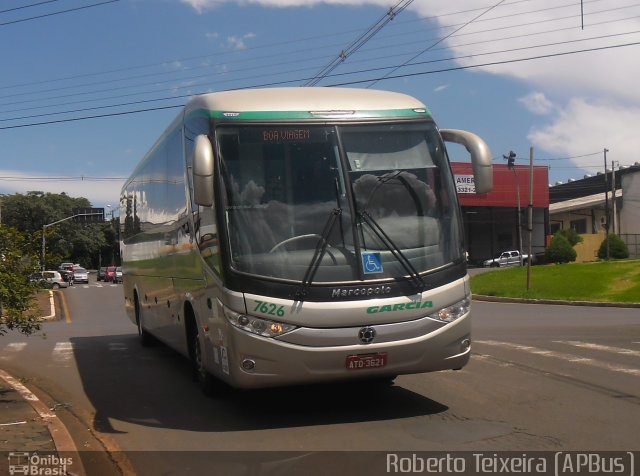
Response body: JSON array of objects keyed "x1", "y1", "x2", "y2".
[
  {"x1": 598, "y1": 234, "x2": 630, "y2": 260},
  {"x1": 545, "y1": 233, "x2": 577, "y2": 264},
  {"x1": 0, "y1": 227, "x2": 42, "y2": 336},
  {"x1": 557, "y1": 228, "x2": 583, "y2": 247},
  {"x1": 471, "y1": 260, "x2": 640, "y2": 303},
  {"x1": 1, "y1": 192, "x2": 117, "y2": 269}
]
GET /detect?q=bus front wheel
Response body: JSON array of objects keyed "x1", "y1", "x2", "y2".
[
  {"x1": 186, "y1": 310, "x2": 218, "y2": 396},
  {"x1": 135, "y1": 293, "x2": 154, "y2": 347}
]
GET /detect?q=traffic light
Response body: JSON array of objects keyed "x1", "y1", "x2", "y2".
[{"x1": 503, "y1": 150, "x2": 516, "y2": 168}]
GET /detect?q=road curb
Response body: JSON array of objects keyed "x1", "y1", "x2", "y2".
[
  {"x1": 0, "y1": 369, "x2": 85, "y2": 475},
  {"x1": 472, "y1": 294, "x2": 640, "y2": 308}
]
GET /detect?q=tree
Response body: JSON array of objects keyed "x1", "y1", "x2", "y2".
[
  {"x1": 1, "y1": 192, "x2": 115, "y2": 268},
  {"x1": 557, "y1": 228, "x2": 583, "y2": 247},
  {"x1": 0, "y1": 227, "x2": 42, "y2": 336},
  {"x1": 545, "y1": 233, "x2": 577, "y2": 264},
  {"x1": 598, "y1": 234, "x2": 629, "y2": 260}
]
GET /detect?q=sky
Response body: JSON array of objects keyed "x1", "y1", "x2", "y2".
[{"x1": 1, "y1": 0, "x2": 640, "y2": 211}]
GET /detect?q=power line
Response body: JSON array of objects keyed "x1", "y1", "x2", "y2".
[
  {"x1": 0, "y1": 1, "x2": 511, "y2": 91},
  {"x1": 3, "y1": 19, "x2": 638, "y2": 121},
  {"x1": 536, "y1": 152, "x2": 604, "y2": 161},
  {"x1": 0, "y1": 104, "x2": 182, "y2": 130},
  {"x1": 2, "y1": 39, "x2": 639, "y2": 131},
  {"x1": 367, "y1": 0, "x2": 509, "y2": 88},
  {"x1": 0, "y1": 0, "x2": 65, "y2": 15},
  {"x1": 0, "y1": 0, "x2": 621, "y2": 96},
  {"x1": 303, "y1": 0, "x2": 414, "y2": 86},
  {"x1": 328, "y1": 39, "x2": 640, "y2": 87},
  {"x1": 0, "y1": 0, "x2": 634, "y2": 118},
  {"x1": 0, "y1": 0, "x2": 120, "y2": 27}
]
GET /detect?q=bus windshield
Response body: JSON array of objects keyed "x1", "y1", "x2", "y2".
[{"x1": 217, "y1": 122, "x2": 462, "y2": 283}]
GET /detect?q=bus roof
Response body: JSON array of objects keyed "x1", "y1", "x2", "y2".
[{"x1": 184, "y1": 87, "x2": 429, "y2": 119}]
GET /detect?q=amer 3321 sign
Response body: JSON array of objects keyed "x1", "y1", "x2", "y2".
[{"x1": 455, "y1": 175, "x2": 476, "y2": 194}]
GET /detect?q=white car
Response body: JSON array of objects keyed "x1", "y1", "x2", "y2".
[
  {"x1": 37, "y1": 271, "x2": 69, "y2": 289},
  {"x1": 73, "y1": 267, "x2": 89, "y2": 284}
]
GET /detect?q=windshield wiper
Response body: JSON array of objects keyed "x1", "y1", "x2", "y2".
[
  {"x1": 294, "y1": 208, "x2": 342, "y2": 301},
  {"x1": 358, "y1": 210, "x2": 426, "y2": 292}
]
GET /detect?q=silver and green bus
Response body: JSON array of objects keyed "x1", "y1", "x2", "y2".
[{"x1": 120, "y1": 87, "x2": 492, "y2": 392}]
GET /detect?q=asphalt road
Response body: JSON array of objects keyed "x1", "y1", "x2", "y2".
[{"x1": 1, "y1": 277, "x2": 638, "y2": 475}]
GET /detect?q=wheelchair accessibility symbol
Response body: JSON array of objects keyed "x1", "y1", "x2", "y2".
[{"x1": 362, "y1": 252, "x2": 383, "y2": 274}]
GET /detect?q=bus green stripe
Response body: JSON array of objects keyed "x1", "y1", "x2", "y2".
[{"x1": 187, "y1": 108, "x2": 430, "y2": 121}]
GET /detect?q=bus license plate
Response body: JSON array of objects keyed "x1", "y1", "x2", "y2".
[{"x1": 346, "y1": 353, "x2": 387, "y2": 370}]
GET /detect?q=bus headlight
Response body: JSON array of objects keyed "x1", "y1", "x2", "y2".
[
  {"x1": 224, "y1": 308, "x2": 297, "y2": 337},
  {"x1": 429, "y1": 297, "x2": 471, "y2": 323}
]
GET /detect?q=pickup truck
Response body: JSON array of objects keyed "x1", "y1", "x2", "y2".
[{"x1": 483, "y1": 250, "x2": 530, "y2": 268}]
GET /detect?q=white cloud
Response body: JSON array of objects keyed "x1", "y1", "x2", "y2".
[
  {"x1": 433, "y1": 84, "x2": 448, "y2": 93},
  {"x1": 519, "y1": 92, "x2": 555, "y2": 115},
  {"x1": 226, "y1": 32, "x2": 256, "y2": 50},
  {"x1": 179, "y1": 0, "x2": 640, "y2": 168},
  {"x1": 180, "y1": 0, "x2": 393, "y2": 12},
  {"x1": 528, "y1": 99, "x2": 640, "y2": 173}
]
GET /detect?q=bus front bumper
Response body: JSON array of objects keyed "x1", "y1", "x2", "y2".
[{"x1": 211, "y1": 315, "x2": 471, "y2": 389}]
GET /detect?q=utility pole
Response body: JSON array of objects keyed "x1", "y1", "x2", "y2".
[
  {"x1": 611, "y1": 161, "x2": 617, "y2": 235},
  {"x1": 527, "y1": 147, "x2": 534, "y2": 289},
  {"x1": 604, "y1": 148, "x2": 610, "y2": 260}
]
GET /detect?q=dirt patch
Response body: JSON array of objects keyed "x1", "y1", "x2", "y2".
[{"x1": 34, "y1": 290, "x2": 56, "y2": 319}]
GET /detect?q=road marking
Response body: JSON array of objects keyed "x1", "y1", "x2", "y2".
[
  {"x1": 1, "y1": 341, "x2": 134, "y2": 362},
  {"x1": 6, "y1": 343, "x2": 27, "y2": 352},
  {"x1": 1, "y1": 343, "x2": 28, "y2": 361},
  {"x1": 52, "y1": 342, "x2": 74, "y2": 362},
  {"x1": 58, "y1": 290, "x2": 72, "y2": 323},
  {"x1": 554, "y1": 341, "x2": 640, "y2": 358},
  {"x1": 475, "y1": 340, "x2": 640, "y2": 376}
]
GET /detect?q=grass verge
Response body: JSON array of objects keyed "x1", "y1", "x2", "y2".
[{"x1": 470, "y1": 260, "x2": 640, "y2": 303}]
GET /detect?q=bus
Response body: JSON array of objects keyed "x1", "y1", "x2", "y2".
[{"x1": 119, "y1": 87, "x2": 492, "y2": 393}]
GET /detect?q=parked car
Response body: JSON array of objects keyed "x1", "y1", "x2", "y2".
[
  {"x1": 115, "y1": 266, "x2": 123, "y2": 283},
  {"x1": 105, "y1": 266, "x2": 117, "y2": 282},
  {"x1": 59, "y1": 262, "x2": 75, "y2": 273},
  {"x1": 34, "y1": 271, "x2": 69, "y2": 289},
  {"x1": 73, "y1": 267, "x2": 89, "y2": 284},
  {"x1": 97, "y1": 267, "x2": 107, "y2": 281},
  {"x1": 483, "y1": 250, "x2": 530, "y2": 268}
]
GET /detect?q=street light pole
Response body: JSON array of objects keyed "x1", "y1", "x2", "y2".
[
  {"x1": 513, "y1": 169, "x2": 522, "y2": 265},
  {"x1": 604, "y1": 148, "x2": 610, "y2": 260},
  {"x1": 41, "y1": 212, "x2": 105, "y2": 271},
  {"x1": 504, "y1": 151, "x2": 523, "y2": 265}
]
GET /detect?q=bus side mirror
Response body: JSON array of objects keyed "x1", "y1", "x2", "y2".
[
  {"x1": 440, "y1": 129, "x2": 493, "y2": 194},
  {"x1": 192, "y1": 135, "x2": 215, "y2": 207}
]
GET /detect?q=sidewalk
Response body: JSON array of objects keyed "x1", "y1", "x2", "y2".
[
  {"x1": 0, "y1": 291, "x2": 86, "y2": 475},
  {"x1": 0, "y1": 369, "x2": 86, "y2": 476},
  {"x1": 0, "y1": 374, "x2": 56, "y2": 453}
]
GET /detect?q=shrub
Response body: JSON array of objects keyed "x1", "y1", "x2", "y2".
[
  {"x1": 557, "y1": 228, "x2": 583, "y2": 247},
  {"x1": 597, "y1": 234, "x2": 629, "y2": 260},
  {"x1": 545, "y1": 233, "x2": 577, "y2": 264}
]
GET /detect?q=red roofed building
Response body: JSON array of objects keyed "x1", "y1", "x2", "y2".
[{"x1": 452, "y1": 163, "x2": 550, "y2": 265}]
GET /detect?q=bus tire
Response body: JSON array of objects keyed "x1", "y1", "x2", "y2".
[
  {"x1": 135, "y1": 292, "x2": 154, "y2": 347},
  {"x1": 186, "y1": 308, "x2": 217, "y2": 396}
]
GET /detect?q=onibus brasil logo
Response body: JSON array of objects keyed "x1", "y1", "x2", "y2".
[{"x1": 7, "y1": 452, "x2": 73, "y2": 475}]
